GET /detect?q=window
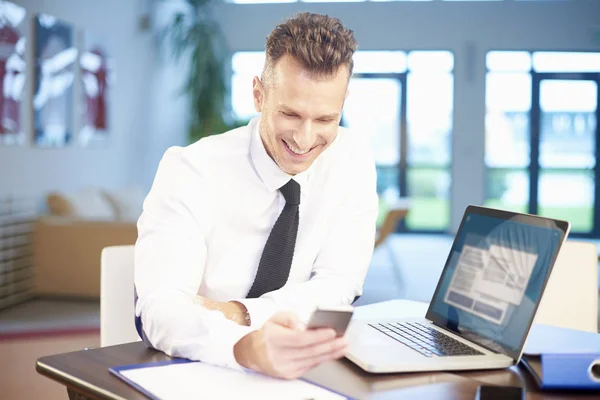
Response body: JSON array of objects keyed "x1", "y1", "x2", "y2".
[
  {"x1": 405, "y1": 51, "x2": 453, "y2": 230},
  {"x1": 485, "y1": 51, "x2": 600, "y2": 235},
  {"x1": 485, "y1": 52, "x2": 531, "y2": 215},
  {"x1": 230, "y1": 52, "x2": 265, "y2": 120}
]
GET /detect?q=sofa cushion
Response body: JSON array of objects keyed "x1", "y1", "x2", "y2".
[
  {"x1": 47, "y1": 189, "x2": 116, "y2": 221},
  {"x1": 47, "y1": 192, "x2": 75, "y2": 216}
]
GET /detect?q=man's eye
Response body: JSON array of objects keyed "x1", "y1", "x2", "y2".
[{"x1": 281, "y1": 111, "x2": 296, "y2": 117}]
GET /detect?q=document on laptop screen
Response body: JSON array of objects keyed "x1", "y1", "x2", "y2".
[
  {"x1": 444, "y1": 233, "x2": 538, "y2": 325},
  {"x1": 111, "y1": 360, "x2": 347, "y2": 400}
]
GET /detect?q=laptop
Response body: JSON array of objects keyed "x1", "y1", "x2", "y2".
[{"x1": 346, "y1": 205, "x2": 570, "y2": 374}]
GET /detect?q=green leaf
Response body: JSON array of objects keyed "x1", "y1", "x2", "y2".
[{"x1": 161, "y1": 0, "x2": 235, "y2": 143}]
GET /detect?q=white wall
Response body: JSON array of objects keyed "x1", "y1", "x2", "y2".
[
  {"x1": 213, "y1": 0, "x2": 600, "y2": 232},
  {"x1": 140, "y1": 1, "x2": 191, "y2": 190},
  {"x1": 0, "y1": 0, "x2": 157, "y2": 204}
]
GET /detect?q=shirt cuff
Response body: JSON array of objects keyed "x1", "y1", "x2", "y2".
[
  {"x1": 235, "y1": 297, "x2": 277, "y2": 329},
  {"x1": 195, "y1": 310, "x2": 254, "y2": 371},
  {"x1": 215, "y1": 320, "x2": 254, "y2": 371}
]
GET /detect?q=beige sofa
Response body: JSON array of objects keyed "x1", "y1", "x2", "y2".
[
  {"x1": 34, "y1": 217, "x2": 137, "y2": 298},
  {"x1": 33, "y1": 187, "x2": 143, "y2": 298}
]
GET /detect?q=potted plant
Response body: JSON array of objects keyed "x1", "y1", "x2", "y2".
[{"x1": 161, "y1": 0, "x2": 247, "y2": 143}]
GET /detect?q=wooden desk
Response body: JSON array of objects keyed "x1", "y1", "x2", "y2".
[
  {"x1": 36, "y1": 341, "x2": 597, "y2": 400},
  {"x1": 36, "y1": 300, "x2": 598, "y2": 399}
]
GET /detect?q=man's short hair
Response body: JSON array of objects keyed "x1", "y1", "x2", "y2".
[{"x1": 263, "y1": 12, "x2": 357, "y2": 84}]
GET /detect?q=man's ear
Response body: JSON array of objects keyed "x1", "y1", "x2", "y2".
[
  {"x1": 253, "y1": 77, "x2": 265, "y2": 113},
  {"x1": 339, "y1": 89, "x2": 349, "y2": 119}
]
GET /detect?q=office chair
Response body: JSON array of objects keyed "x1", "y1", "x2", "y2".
[
  {"x1": 373, "y1": 198, "x2": 410, "y2": 297},
  {"x1": 534, "y1": 240, "x2": 598, "y2": 333}
]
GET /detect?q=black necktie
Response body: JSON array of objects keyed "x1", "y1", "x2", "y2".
[{"x1": 247, "y1": 179, "x2": 301, "y2": 298}]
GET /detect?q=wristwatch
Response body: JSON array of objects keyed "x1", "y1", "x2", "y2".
[{"x1": 243, "y1": 309, "x2": 251, "y2": 327}]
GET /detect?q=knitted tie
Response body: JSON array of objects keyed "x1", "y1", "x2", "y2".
[{"x1": 247, "y1": 179, "x2": 301, "y2": 298}]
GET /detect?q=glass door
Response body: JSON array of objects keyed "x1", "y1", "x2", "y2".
[
  {"x1": 341, "y1": 73, "x2": 405, "y2": 227},
  {"x1": 532, "y1": 74, "x2": 600, "y2": 234},
  {"x1": 340, "y1": 51, "x2": 454, "y2": 232}
]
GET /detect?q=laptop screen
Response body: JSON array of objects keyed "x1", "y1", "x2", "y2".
[{"x1": 426, "y1": 206, "x2": 569, "y2": 360}]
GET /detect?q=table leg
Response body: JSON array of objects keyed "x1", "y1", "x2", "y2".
[{"x1": 67, "y1": 388, "x2": 93, "y2": 400}]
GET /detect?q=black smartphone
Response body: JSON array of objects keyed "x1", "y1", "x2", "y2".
[
  {"x1": 475, "y1": 385, "x2": 525, "y2": 400},
  {"x1": 306, "y1": 306, "x2": 353, "y2": 337}
]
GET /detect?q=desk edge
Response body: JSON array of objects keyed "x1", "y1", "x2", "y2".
[{"x1": 36, "y1": 358, "x2": 129, "y2": 400}]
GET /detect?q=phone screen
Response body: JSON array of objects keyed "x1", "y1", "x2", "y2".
[
  {"x1": 306, "y1": 309, "x2": 353, "y2": 336},
  {"x1": 475, "y1": 385, "x2": 524, "y2": 400}
]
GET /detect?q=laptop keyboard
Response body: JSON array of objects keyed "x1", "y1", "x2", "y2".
[{"x1": 369, "y1": 321, "x2": 484, "y2": 358}]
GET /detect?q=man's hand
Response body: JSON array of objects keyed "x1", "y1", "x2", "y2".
[
  {"x1": 194, "y1": 296, "x2": 249, "y2": 326},
  {"x1": 233, "y1": 312, "x2": 348, "y2": 380}
]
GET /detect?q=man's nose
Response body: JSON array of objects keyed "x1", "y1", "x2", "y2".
[{"x1": 292, "y1": 120, "x2": 315, "y2": 150}]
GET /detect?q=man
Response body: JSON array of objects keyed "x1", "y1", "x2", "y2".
[{"x1": 134, "y1": 12, "x2": 378, "y2": 380}]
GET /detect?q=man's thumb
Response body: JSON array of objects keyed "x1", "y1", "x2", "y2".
[{"x1": 270, "y1": 312, "x2": 305, "y2": 331}]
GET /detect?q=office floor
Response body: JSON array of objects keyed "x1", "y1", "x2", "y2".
[
  {"x1": 1, "y1": 234, "x2": 598, "y2": 400},
  {"x1": 0, "y1": 333, "x2": 99, "y2": 400},
  {"x1": 0, "y1": 298, "x2": 99, "y2": 337}
]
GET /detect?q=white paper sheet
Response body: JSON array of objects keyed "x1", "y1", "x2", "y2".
[{"x1": 116, "y1": 361, "x2": 347, "y2": 400}]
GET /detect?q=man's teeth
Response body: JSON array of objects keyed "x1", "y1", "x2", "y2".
[{"x1": 286, "y1": 142, "x2": 309, "y2": 155}]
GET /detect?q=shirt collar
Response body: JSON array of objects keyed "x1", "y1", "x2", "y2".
[{"x1": 249, "y1": 118, "x2": 312, "y2": 197}]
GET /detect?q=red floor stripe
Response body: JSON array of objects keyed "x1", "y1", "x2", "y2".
[{"x1": 0, "y1": 326, "x2": 100, "y2": 340}]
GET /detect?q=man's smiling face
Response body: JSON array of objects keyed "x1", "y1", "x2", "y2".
[{"x1": 253, "y1": 54, "x2": 348, "y2": 175}]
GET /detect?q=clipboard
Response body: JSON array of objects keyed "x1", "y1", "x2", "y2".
[
  {"x1": 110, "y1": 359, "x2": 191, "y2": 399},
  {"x1": 109, "y1": 358, "x2": 351, "y2": 399}
]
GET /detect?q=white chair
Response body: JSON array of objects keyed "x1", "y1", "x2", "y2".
[
  {"x1": 534, "y1": 240, "x2": 598, "y2": 333},
  {"x1": 100, "y1": 245, "x2": 141, "y2": 346}
]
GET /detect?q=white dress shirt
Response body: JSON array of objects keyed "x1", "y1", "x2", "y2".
[{"x1": 134, "y1": 117, "x2": 378, "y2": 369}]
